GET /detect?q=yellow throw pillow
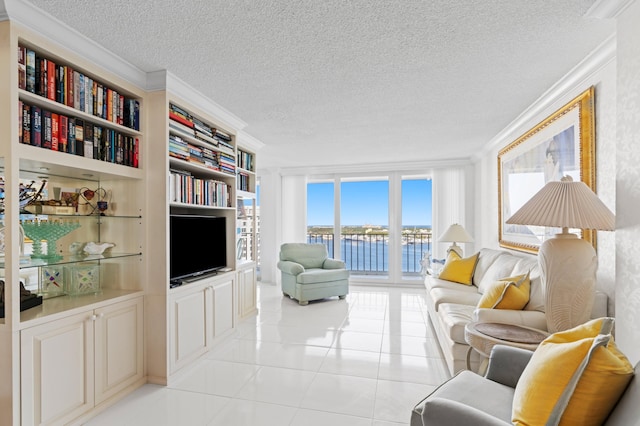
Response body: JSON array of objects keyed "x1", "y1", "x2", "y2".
[
  {"x1": 438, "y1": 251, "x2": 479, "y2": 285},
  {"x1": 512, "y1": 317, "x2": 634, "y2": 426},
  {"x1": 477, "y1": 272, "x2": 530, "y2": 310}
]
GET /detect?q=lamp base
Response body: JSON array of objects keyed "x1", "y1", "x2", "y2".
[{"x1": 538, "y1": 232, "x2": 597, "y2": 333}]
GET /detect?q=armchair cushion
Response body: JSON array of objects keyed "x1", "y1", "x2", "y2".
[
  {"x1": 279, "y1": 243, "x2": 327, "y2": 269},
  {"x1": 323, "y1": 258, "x2": 346, "y2": 269},
  {"x1": 296, "y1": 268, "x2": 350, "y2": 284}
]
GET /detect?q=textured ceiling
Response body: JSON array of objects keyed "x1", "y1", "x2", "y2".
[{"x1": 27, "y1": 0, "x2": 614, "y2": 170}]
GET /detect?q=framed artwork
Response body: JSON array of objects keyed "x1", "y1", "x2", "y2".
[{"x1": 498, "y1": 87, "x2": 595, "y2": 253}]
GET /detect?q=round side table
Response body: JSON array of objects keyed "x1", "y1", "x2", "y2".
[{"x1": 464, "y1": 322, "x2": 549, "y2": 373}]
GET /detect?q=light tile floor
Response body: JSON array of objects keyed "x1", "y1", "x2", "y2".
[{"x1": 86, "y1": 283, "x2": 449, "y2": 425}]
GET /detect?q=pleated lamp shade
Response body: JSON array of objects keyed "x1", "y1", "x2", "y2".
[
  {"x1": 438, "y1": 224, "x2": 474, "y2": 243},
  {"x1": 506, "y1": 175, "x2": 615, "y2": 333},
  {"x1": 506, "y1": 176, "x2": 615, "y2": 231}
]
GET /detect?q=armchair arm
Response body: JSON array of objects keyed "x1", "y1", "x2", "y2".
[
  {"x1": 323, "y1": 258, "x2": 346, "y2": 269},
  {"x1": 412, "y1": 397, "x2": 511, "y2": 426},
  {"x1": 484, "y1": 345, "x2": 534, "y2": 388},
  {"x1": 277, "y1": 260, "x2": 305, "y2": 275}
]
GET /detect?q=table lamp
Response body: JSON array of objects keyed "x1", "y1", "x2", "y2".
[
  {"x1": 506, "y1": 176, "x2": 615, "y2": 333},
  {"x1": 438, "y1": 223, "x2": 474, "y2": 257}
]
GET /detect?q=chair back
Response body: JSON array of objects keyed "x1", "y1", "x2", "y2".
[{"x1": 280, "y1": 243, "x2": 328, "y2": 269}]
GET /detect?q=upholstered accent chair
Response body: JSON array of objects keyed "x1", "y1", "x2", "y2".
[{"x1": 277, "y1": 243, "x2": 349, "y2": 305}]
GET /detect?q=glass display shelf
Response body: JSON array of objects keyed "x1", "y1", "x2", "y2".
[{"x1": 0, "y1": 252, "x2": 142, "y2": 269}]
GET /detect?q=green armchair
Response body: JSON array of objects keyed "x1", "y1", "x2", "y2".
[{"x1": 277, "y1": 243, "x2": 349, "y2": 305}]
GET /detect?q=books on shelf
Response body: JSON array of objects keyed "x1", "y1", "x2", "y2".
[
  {"x1": 169, "y1": 169, "x2": 231, "y2": 207},
  {"x1": 19, "y1": 45, "x2": 141, "y2": 131},
  {"x1": 18, "y1": 100, "x2": 139, "y2": 168},
  {"x1": 237, "y1": 171, "x2": 251, "y2": 192},
  {"x1": 237, "y1": 149, "x2": 254, "y2": 171}
]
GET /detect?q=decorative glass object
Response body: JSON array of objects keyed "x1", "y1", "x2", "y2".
[
  {"x1": 65, "y1": 264, "x2": 100, "y2": 296},
  {"x1": 21, "y1": 219, "x2": 81, "y2": 260},
  {"x1": 38, "y1": 265, "x2": 66, "y2": 297}
]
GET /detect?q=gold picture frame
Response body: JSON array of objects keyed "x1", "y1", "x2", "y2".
[{"x1": 498, "y1": 87, "x2": 595, "y2": 253}]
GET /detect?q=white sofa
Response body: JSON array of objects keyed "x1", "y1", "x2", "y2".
[{"x1": 425, "y1": 248, "x2": 607, "y2": 375}]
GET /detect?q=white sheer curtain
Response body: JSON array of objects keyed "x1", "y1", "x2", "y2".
[
  {"x1": 432, "y1": 167, "x2": 470, "y2": 259},
  {"x1": 281, "y1": 174, "x2": 308, "y2": 244}
]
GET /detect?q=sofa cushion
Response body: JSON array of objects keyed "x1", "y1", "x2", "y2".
[
  {"x1": 296, "y1": 268, "x2": 350, "y2": 284},
  {"x1": 477, "y1": 272, "x2": 530, "y2": 310},
  {"x1": 430, "y1": 287, "x2": 482, "y2": 311},
  {"x1": 438, "y1": 303, "x2": 476, "y2": 344},
  {"x1": 438, "y1": 251, "x2": 479, "y2": 285},
  {"x1": 425, "y1": 276, "x2": 480, "y2": 293},
  {"x1": 512, "y1": 318, "x2": 634, "y2": 426}
]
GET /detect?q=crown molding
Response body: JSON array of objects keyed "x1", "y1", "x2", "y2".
[
  {"x1": 585, "y1": 0, "x2": 636, "y2": 18},
  {"x1": 276, "y1": 157, "x2": 473, "y2": 176},
  {"x1": 473, "y1": 34, "x2": 616, "y2": 162},
  {"x1": 0, "y1": 0, "x2": 8, "y2": 21},
  {"x1": 3, "y1": 0, "x2": 147, "y2": 89},
  {"x1": 236, "y1": 131, "x2": 265, "y2": 152},
  {"x1": 148, "y1": 70, "x2": 247, "y2": 132}
]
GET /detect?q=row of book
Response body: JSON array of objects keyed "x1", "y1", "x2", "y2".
[
  {"x1": 237, "y1": 171, "x2": 251, "y2": 192},
  {"x1": 19, "y1": 101, "x2": 140, "y2": 168},
  {"x1": 168, "y1": 103, "x2": 234, "y2": 155},
  {"x1": 237, "y1": 150, "x2": 254, "y2": 172},
  {"x1": 169, "y1": 134, "x2": 237, "y2": 175},
  {"x1": 18, "y1": 45, "x2": 140, "y2": 131},
  {"x1": 169, "y1": 170, "x2": 231, "y2": 207}
]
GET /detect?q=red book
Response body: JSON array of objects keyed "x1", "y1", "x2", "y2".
[
  {"x1": 51, "y1": 113, "x2": 59, "y2": 151},
  {"x1": 169, "y1": 111, "x2": 194, "y2": 128},
  {"x1": 133, "y1": 137, "x2": 139, "y2": 168},
  {"x1": 66, "y1": 66, "x2": 74, "y2": 107},
  {"x1": 47, "y1": 59, "x2": 56, "y2": 101},
  {"x1": 59, "y1": 115, "x2": 68, "y2": 153}
]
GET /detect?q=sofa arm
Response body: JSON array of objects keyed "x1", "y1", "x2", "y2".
[
  {"x1": 411, "y1": 397, "x2": 511, "y2": 426},
  {"x1": 277, "y1": 260, "x2": 305, "y2": 275},
  {"x1": 485, "y1": 345, "x2": 534, "y2": 388},
  {"x1": 473, "y1": 308, "x2": 548, "y2": 331},
  {"x1": 323, "y1": 258, "x2": 346, "y2": 269}
]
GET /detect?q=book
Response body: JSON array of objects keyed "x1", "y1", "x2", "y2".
[
  {"x1": 78, "y1": 74, "x2": 85, "y2": 112},
  {"x1": 25, "y1": 49, "x2": 36, "y2": 93},
  {"x1": 133, "y1": 137, "x2": 139, "y2": 168},
  {"x1": 67, "y1": 117, "x2": 76, "y2": 154},
  {"x1": 73, "y1": 70, "x2": 81, "y2": 109},
  {"x1": 47, "y1": 59, "x2": 56, "y2": 101},
  {"x1": 51, "y1": 113, "x2": 59, "y2": 151},
  {"x1": 18, "y1": 101, "x2": 23, "y2": 143},
  {"x1": 56, "y1": 64, "x2": 65, "y2": 104},
  {"x1": 75, "y1": 118, "x2": 84, "y2": 156},
  {"x1": 22, "y1": 102, "x2": 31, "y2": 145},
  {"x1": 93, "y1": 126, "x2": 101, "y2": 160},
  {"x1": 42, "y1": 109, "x2": 52, "y2": 149},
  {"x1": 59, "y1": 115, "x2": 68, "y2": 153},
  {"x1": 18, "y1": 46, "x2": 26, "y2": 90},
  {"x1": 30, "y1": 105, "x2": 41, "y2": 147},
  {"x1": 169, "y1": 111, "x2": 194, "y2": 128},
  {"x1": 66, "y1": 66, "x2": 74, "y2": 107},
  {"x1": 84, "y1": 122, "x2": 93, "y2": 159}
]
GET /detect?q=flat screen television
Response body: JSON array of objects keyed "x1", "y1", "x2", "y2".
[{"x1": 170, "y1": 214, "x2": 227, "y2": 285}]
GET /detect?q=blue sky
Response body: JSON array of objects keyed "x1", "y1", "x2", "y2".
[{"x1": 307, "y1": 179, "x2": 432, "y2": 227}]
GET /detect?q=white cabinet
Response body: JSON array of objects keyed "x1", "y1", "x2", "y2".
[
  {"x1": 237, "y1": 263, "x2": 257, "y2": 319},
  {"x1": 168, "y1": 274, "x2": 235, "y2": 375},
  {"x1": 20, "y1": 297, "x2": 143, "y2": 425}
]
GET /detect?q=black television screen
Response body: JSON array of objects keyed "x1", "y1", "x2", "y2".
[{"x1": 170, "y1": 214, "x2": 227, "y2": 283}]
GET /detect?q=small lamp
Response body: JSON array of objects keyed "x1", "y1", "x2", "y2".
[
  {"x1": 506, "y1": 176, "x2": 615, "y2": 333},
  {"x1": 438, "y1": 223, "x2": 474, "y2": 257}
]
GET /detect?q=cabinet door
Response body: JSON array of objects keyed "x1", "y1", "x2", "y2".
[
  {"x1": 213, "y1": 278, "x2": 234, "y2": 336},
  {"x1": 169, "y1": 285, "x2": 211, "y2": 373},
  {"x1": 239, "y1": 267, "x2": 257, "y2": 318},
  {"x1": 94, "y1": 297, "x2": 144, "y2": 404},
  {"x1": 21, "y1": 311, "x2": 95, "y2": 426}
]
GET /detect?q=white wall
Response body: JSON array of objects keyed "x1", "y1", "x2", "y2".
[
  {"x1": 615, "y1": 0, "x2": 640, "y2": 364},
  {"x1": 474, "y1": 37, "x2": 617, "y2": 312}
]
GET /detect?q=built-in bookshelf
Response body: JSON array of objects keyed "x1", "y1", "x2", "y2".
[
  {"x1": 236, "y1": 148, "x2": 255, "y2": 193},
  {"x1": 1, "y1": 22, "x2": 146, "y2": 425}
]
